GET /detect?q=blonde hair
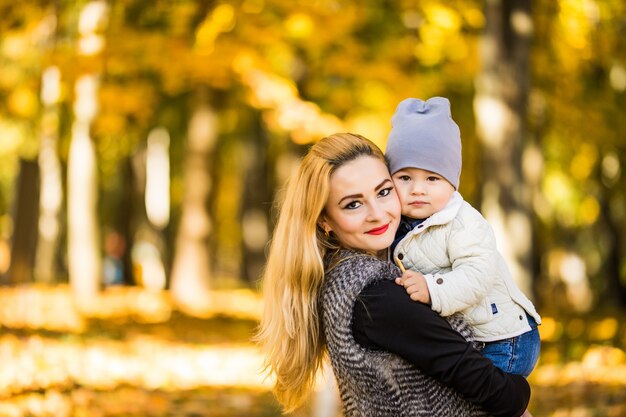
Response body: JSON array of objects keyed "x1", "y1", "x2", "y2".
[{"x1": 255, "y1": 133, "x2": 386, "y2": 412}]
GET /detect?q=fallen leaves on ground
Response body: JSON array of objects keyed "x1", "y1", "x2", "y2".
[{"x1": 1, "y1": 285, "x2": 626, "y2": 416}]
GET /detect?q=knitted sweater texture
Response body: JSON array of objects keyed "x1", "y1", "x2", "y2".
[{"x1": 320, "y1": 250, "x2": 488, "y2": 417}]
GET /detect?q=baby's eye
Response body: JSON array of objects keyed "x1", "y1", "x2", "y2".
[
  {"x1": 427, "y1": 176, "x2": 440, "y2": 182},
  {"x1": 396, "y1": 175, "x2": 411, "y2": 182}
]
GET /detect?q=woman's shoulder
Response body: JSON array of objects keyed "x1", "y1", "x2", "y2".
[
  {"x1": 321, "y1": 249, "x2": 400, "y2": 315},
  {"x1": 323, "y1": 249, "x2": 400, "y2": 295},
  {"x1": 326, "y1": 249, "x2": 398, "y2": 277}
]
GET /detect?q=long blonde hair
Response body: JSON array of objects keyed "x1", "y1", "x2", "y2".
[{"x1": 255, "y1": 133, "x2": 386, "y2": 412}]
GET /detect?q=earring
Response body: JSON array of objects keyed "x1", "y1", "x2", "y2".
[{"x1": 324, "y1": 228, "x2": 330, "y2": 237}]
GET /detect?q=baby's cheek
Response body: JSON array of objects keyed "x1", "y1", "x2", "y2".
[{"x1": 394, "y1": 187, "x2": 410, "y2": 204}]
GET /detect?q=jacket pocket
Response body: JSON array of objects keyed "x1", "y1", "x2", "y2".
[{"x1": 461, "y1": 297, "x2": 494, "y2": 325}]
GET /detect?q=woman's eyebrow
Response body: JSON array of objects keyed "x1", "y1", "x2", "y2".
[
  {"x1": 375, "y1": 178, "x2": 392, "y2": 191},
  {"x1": 337, "y1": 178, "x2": 392, "y2": 206},
  {"x1": 338, "y1": 193, "x2": 362, "y2": 206}
]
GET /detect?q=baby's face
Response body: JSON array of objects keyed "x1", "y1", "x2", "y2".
[{"x1": 391, "y1": 167, "x2": 455, "y2": 220}]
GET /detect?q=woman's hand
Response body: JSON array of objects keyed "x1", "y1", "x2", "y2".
[{"x1": 395, "y1": 270, "x2": 431, "y2": 305}]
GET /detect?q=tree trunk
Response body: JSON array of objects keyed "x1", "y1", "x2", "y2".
[
  {"x1": 124, "y1": 135, "x2": 169, "y2": 291},
  {"x1": 66, "y1": 1, "x2": 109, "y2": 307},
  {"x1": 474, "y1": 0, "x2": 534, "y2": 296},
  {"x1": 240, "y1": 113, "x2": 272, "y2": 284},
  {"x1": 5, "y1": 159, "x2": 40, "y2": 285},
  {"x1": 67, "y1": 74, "x2": 102, "y2": 306},
  {"x1": 35, "y1": 66, "x2": 63, "y2": 284},
  {"x1": 600, "y1": 193, "x2": 626, "y2": 308},
  {"x1": 105, "y1": 156, "x2": 136, "y2": 286},
  {"x1": 170, "y1": 91, "x2": 217, "y2": 314}
]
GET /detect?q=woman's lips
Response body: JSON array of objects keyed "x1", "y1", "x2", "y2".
[{"x1": 366, "y1": 224, "x2": 390, "y2": 235}]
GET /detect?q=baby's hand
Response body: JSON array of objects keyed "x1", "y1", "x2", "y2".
[{"x1": 395, "y1": 270, "x2": 431, "y2": 305}]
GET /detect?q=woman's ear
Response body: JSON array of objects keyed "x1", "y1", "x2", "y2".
[{"x1": 317, "y1": 217, "x2": 331, "y2": 235}]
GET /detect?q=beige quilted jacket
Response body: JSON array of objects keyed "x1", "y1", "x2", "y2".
[{"x1": 393, "y1": 192, "x2": 541, "y2": 342}]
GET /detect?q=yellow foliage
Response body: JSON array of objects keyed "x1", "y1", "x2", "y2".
[
  {"x1": 0, "y1": 120, "x2": 22, "y2": 155},
  {"x1": 461, "y1": 7, "x2": 485, "y2": 29},
  {"x1": 425, "y1": 4, "x2": 462, "y2": 31},
  {"x1": 94, "y1": 113, "x2": 126, "y2": 136},
  {"x1": 345, "y1": 111, "x2": 390, "y2": 152},
  {"x1": 446, "y1": 34, "x2": 468, "y2": 62},
  {"x1": 588, "y1": 318, "x2": 619, "y2": 341},
  {"x1": 558, "y1": 0, "x2": 594, "y2": 51},
  {"x1": 582, "y1": 345, "x2": 626, "y2": 368},
  {"x1": 242, "y1": 0, "x2": 265, "y2": 14},
  {"x1": 356, "y1": 81, "x2": 393, "y2": 111},
  {"x1": 0, "y1": 238, "x2": 9, "y2": 274},
  {"x1": 285, "y1": 13, "x2": 314, "y2": 39},
  {"x1": 1, "y1": 34, "x2": 30, "y2": 60},
  {"x1": 569, "y1": 143, "x2": 597, "y2": 180},
  {"x1": 533, "y1": 347, "x2": 626, "y2": 387},
  {"x1": 168, "y1": 2, "x2": 199, "y2": 37},
  {"x1": 7, "y1": 86, "x2": 38, "y2": 118},
  {"x1": 237, "y1": 64, "x2": 344, "y2": 143},
  {"x1": 544, "y1": 170, "x2": 573, "y2": 204},
  {"x1": 414, "y1": 4, "x2": 466, "y2": 66},
  {"x1": 0, "y1": 334, "x2": 269, "y2": 397},
  {"x1": 0, "y1": 65, "x2": 23, "y2": 90},
  {"x1": 195, "y1": 4, "x2": 236, "y2": 54},
  {"x1": 579, "y1": 195, "x2": 600, "y2": 225},
  {"x1": 566, "y1": 318, "x2": 586, "y2": 339},
  {"x1": 539, "y1": 317, "x2": 563, "y2": 342},
  {"x1": 0, "y1": 285, "x2": 86, "y2": 333},
  {"x1": 0, "y1": 285, "x2": 263, "y2": 333}
]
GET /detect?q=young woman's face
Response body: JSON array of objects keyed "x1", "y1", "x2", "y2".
[
  {"x1": 321, "y1": 156, "x2": 401, "y2": 257},
  {"x1": 392, "y1": 167, "x2": 455, "y2": 220}
]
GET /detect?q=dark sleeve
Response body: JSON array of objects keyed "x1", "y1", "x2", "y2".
[{"x1": 353, "y1": 279, "x2": 530, "y2": 417}]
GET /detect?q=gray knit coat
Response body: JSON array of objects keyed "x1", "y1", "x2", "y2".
[{"x1": 320, "y1": 250, "x2": 489, "y2": 417}]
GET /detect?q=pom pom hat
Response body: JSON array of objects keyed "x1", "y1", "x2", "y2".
[{"x1": 385, "y1": 97, "x2": 462, "y2": 190}]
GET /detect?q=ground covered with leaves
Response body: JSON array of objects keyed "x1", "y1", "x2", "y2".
[{"x1": 1, "y1": 285, "x2": 626, "y2": 416}]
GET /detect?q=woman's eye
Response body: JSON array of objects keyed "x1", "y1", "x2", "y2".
[
  {"x1": 344, "y1": 201, "x2": 362, "y2": 210},
  {"x1": 378, "y1": 187, "x2": 393, "y2": 197}
]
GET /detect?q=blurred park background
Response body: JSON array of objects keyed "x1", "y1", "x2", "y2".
[{"x1": 1, "y1": 0, "x2": 626, "y2": 416}]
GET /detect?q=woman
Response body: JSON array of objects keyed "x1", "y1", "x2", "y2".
[{"x1": 256, "y1": 133, "x2": 531, "y2": 416}]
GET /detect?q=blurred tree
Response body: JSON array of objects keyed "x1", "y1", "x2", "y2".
[
  {"x1": 240, "y1": 112, "x2": 273, "y2": 284},
  {"x1": 67, "y1": 1, "x2": 109, "y2": 307},
  {"x1": 35, "y1": 69, "x2": 64, "y2": 284},
  {"x1": 2, "y1": 0, "x2": 624, "y2": 317},
  {"x1": 0, "y1": 1, "x2": 56, "y2": 284},
  {"x1": 473, "y1": 0, "x2": 534, "y2": 296},
  {"x1": 5, "y1": 159, "x2": 40, "y2": 285},
  {"x1": 169, "y1": 89, "x2": 217, "y2": 314},
  {"x1": 531, "y1": 0, "x2": 626, "y2": 312}
]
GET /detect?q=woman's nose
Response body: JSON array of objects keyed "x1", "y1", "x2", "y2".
[{"x1": 366, "y1": 201, "x2": 385, "y2": 221}]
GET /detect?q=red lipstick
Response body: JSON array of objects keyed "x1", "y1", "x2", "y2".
[{"x1": 366, "y1": 224, "x2": 390, "y2": 235}]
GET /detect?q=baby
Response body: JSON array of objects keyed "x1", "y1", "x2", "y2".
[{"x1": 386, "y1": 97, "x2": 541, "y2": 377}]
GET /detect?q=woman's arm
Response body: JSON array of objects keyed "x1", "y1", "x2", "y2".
[{"x1": 353, "y1": 279, "x2": 530, "y2": 417}]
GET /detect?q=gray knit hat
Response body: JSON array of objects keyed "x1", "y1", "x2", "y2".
[{"x1": 385, "y1": 97, "x2": 462, "y2": 189}]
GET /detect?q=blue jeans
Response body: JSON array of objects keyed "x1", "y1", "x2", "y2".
[{"x1": 479, "y1": 314, "x2": 540, "y2": 377}]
